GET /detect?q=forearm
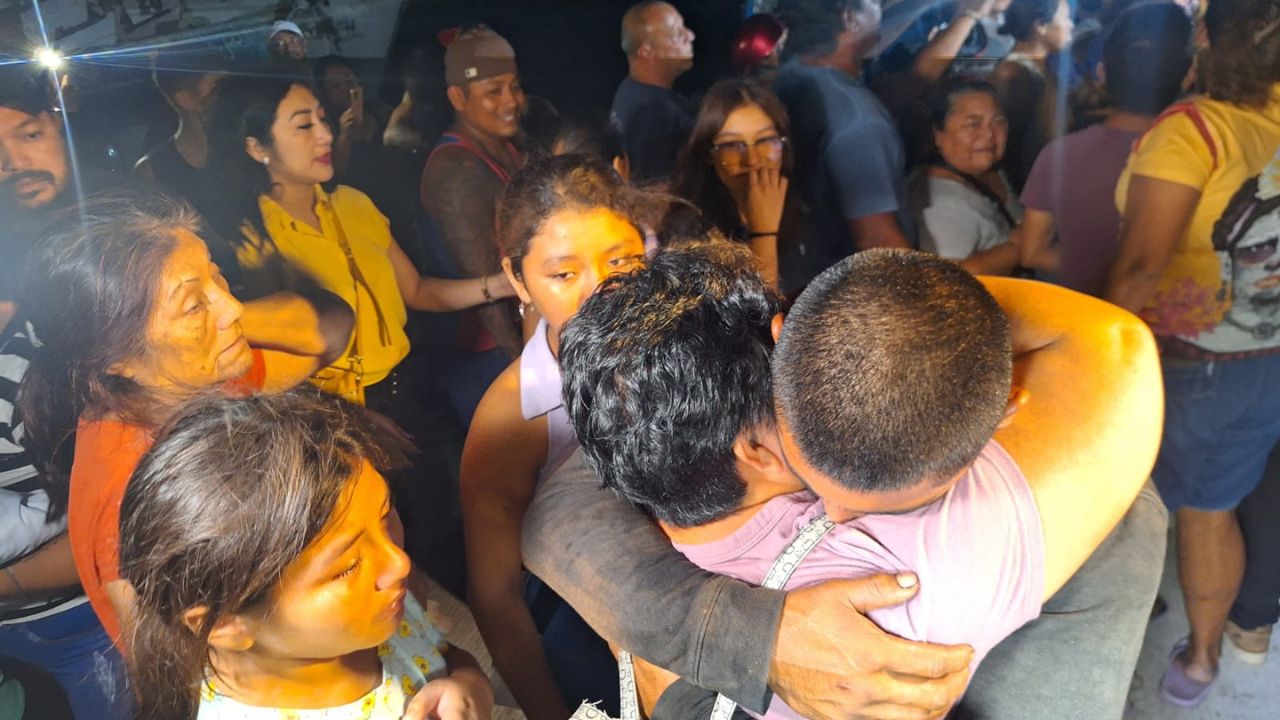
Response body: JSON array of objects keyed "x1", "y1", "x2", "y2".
[
  {"x1": 960, "y1": 242, "x2": 1020, "y2": 276},
  {"x1": 473, "y1": 593, "x2": 570, "y2": 720},
  {"x1": 1102, "y1": 259, "x2": 1166, "y2": 315},
  {"x1": 848, "y1": 214, "x2": 912, "y2": 251},
  {"x1": 1, "y1": 533, "x2": 80, "y2": 600},
  {"x1": 406, "y1": 273, "x2": 513, "y2": 313},
  {"x1": 913, "y1": 14, "x2": 979, "y2": 84},
  {"x1": 748, "y1": 234, "x2": 780, "y2": 287},
  {"x1": 241, "y1": 290, "x2": 353, "y2": 365},
  {"x1": 520, "y1": 455, "x2": 781, "y2": 712}
]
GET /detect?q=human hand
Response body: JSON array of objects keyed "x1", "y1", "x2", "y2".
[
  {"x1": 769, "y1": 574, "x2": 974, "y2": 720},
  {"x1": 744, "y1": 166, "x2": 789, "y2": 237},
  {"x1": 402, "y1": 668, "x2": 494, "y2": 720},
  {"x1": 339, "y1": 106, "x2": 358, "y2": 138}
]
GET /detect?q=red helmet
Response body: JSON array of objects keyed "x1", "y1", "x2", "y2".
[{"x1": 730, "y1": 13, "x2": 787, "y2": 75}]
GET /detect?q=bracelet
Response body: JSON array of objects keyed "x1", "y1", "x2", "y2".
[
  {"x1": 480, "y1": 275, "x2": 493, "y2": 303},
  {"x1": 748, "y1": 231, "x2": 779, "y2": 238},
  {"x1": 2, "y1": 566, "x2": 29, "y2": 604}
]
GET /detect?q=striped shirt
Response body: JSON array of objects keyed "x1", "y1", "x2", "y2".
[{"x1": 0, "y1": 310, "x2": 84, "y2": 624}]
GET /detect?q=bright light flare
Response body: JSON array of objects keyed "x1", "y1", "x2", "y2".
[{"x1": 35, "y1": 47, "x2": 65, "y2": 71}]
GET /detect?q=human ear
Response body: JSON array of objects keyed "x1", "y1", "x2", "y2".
[
  {"x1": 106, "y1": 356, "x2": 142, "y2": 381},
  {"x1": 770, "y1": 312, "x2": 785, "y2": 343},
  {"x1": 501, "y1": 256, "x2": 533, "y2": 306},
  {"x1": 446, "y1": 85, "x2": 467, "y2": 112},
  {"x1": 243, "y1": 136, "x2": 266, "y2": 164},
  {"x1": 613, "y1": 155, "x2": 631, "y2": 184},
  {"x1": 998, "y1": 385, "x2": 1030, "y2": 429},
  {"x1": 182, "y1": 607, "x2": 255, "y2": 652},
  {"x1": 732, "y1": 432, "x2": 785, "y2": 476}
]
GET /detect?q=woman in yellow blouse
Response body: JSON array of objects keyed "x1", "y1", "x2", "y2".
[{"x1": 208, "y1": 73, "x2": 513, "y2": 588}]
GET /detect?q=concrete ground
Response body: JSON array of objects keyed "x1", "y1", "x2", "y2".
[{"x1": 1126, "y1": 526, "x2": 1279, "y2": 720}]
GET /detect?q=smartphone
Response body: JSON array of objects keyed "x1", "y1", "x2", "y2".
[{"x1": 349, "y1": 86, "x2": 364, "y2": 126}]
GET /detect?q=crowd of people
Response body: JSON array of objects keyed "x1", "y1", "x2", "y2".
[{"x1": 0, "y1": 0, "x2": 1278, "y2": 718}]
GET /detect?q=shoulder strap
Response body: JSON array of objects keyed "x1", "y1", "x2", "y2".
[
  {"x1": 618, "y1": 513, "x2": 836, "y2": 720},
  {"x1": 329, "y1": 207, "x2": 392, "y2": 350},
  {"x1": 425, "y1": 132, "x2": 517, "y2": 185},
  {"x1": 1146, "y1": 101, "x2": 1219, "y2": 171},
  {"x1": 934, "y1": 161, "x2": 1019, "y2": 229}
]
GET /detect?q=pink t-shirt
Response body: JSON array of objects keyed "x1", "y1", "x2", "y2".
[{"x1": 674, "y1": 441, "x2": 1045, "y2": 720}]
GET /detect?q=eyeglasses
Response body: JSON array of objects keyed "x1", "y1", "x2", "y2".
[{"x1": 711, "y1": 135, "x2": 786, "y2": 166}]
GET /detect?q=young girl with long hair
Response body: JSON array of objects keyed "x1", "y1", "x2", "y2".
[
  {"x1": 461, "y1": 155, "x2": 650, "y2": 720},
  {"x1": 118, "y1": 389, "x2": 493, "y2": 720}
]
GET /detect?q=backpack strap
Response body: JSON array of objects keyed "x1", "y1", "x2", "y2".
[{"x1": 424, "y1": 132, "x2": 519, "y2": 187}]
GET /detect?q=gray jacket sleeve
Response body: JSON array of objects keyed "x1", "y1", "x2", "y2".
[{"x1": 520, "y1": 450, "x2": 782, "y2": 713}]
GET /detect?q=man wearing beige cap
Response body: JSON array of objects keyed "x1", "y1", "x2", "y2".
[{"x1": 420, "y1": 26, "x2": 526, "y2": 426}]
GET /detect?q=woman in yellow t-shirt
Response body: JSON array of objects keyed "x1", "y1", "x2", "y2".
[{"x1": 1104, "y1": 0, "x2": 1280, "y2": 707}]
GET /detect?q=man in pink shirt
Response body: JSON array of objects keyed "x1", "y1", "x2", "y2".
[{"x1": 559, "y1": 241, "x2": 1163, "y2": 717}]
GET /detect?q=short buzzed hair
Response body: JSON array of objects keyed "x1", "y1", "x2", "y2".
[
  {"x1": 621, "y1": 1, "x2": 669, "y2": 56},
  {"x1": 773, "y1": 250, "x2": 1012, "y2": 493}
]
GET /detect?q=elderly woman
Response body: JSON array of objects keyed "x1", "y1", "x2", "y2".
[
  {"x1": 909, "y1": 77, "x2": 1023, "y2": 275},
  {"x1": 1103, "y1": 0, "x2": 1280, "y2": 706},
  {"x1": 18, "y1": 190, "x2": 351, "y2": 646}
]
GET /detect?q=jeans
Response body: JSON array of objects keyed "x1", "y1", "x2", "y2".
[
  {"x1": 0, "y1": 602, "x2": 132, "y2": 720},
  {"x1": 526, "y1": 575, "x2": 622, "y2": 715},
  {"x1": 957, "y1": 482, "x2": 1168, "y2": 719},
  {"x1": 1229, "y1": 441, "x2": 1280, "y2": 630},
  {"x1": 1153, "y1": 355, "x2": 1280, "y2": 512}
]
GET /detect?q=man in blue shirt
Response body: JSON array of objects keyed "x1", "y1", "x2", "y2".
[
  {"x1": 611, "y1": 1, "x2": 696, "y2": 184},
  {"x1": 772, "y1": 0, "x2": 914, "y2": 294}
]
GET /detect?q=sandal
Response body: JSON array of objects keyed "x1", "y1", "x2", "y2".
[{"x1": 1160, "y1": 637, "x2": 1218, "y2": 708}]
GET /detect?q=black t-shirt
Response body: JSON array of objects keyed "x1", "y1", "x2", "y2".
[{"x1": 610, "y1": 76, "x2": 694, "y2": 184}]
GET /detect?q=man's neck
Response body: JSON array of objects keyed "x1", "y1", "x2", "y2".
[
  {"x1": 628, "y1": 62, "x2": 676, "y2": 90},
  {"x1": 662, "y1": 480, "x2": 802, "y2": 546},
  {"x1": 173, "y1": 114, "x2": 209, "y2": 169},
  {"x1": 1103, "y1": 110, "x2": 1156, "y2": 133},
  {"x1": 208, "y1": 647, "x2": 381, "y2": 709},
  {"x1": 800, "y1": 40, "x2": 864, "y2": 79}
]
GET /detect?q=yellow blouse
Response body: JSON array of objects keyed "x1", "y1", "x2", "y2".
[{"x1": 237, "y1": 185, "x2": 410, "y2": 386}]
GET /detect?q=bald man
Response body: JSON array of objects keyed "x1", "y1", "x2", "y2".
[{"x1": 610, "y1": 1, "x2": 696, "y2": 183}]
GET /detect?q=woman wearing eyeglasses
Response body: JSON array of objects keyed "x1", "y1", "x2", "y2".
[{"x1": 667, "y1": 79, "x2": 799, "y2": 287}]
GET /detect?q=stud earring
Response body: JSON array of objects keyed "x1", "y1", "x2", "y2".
[{"x1": 261, "y1": 157, "x2": 270, "y2": 165}]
